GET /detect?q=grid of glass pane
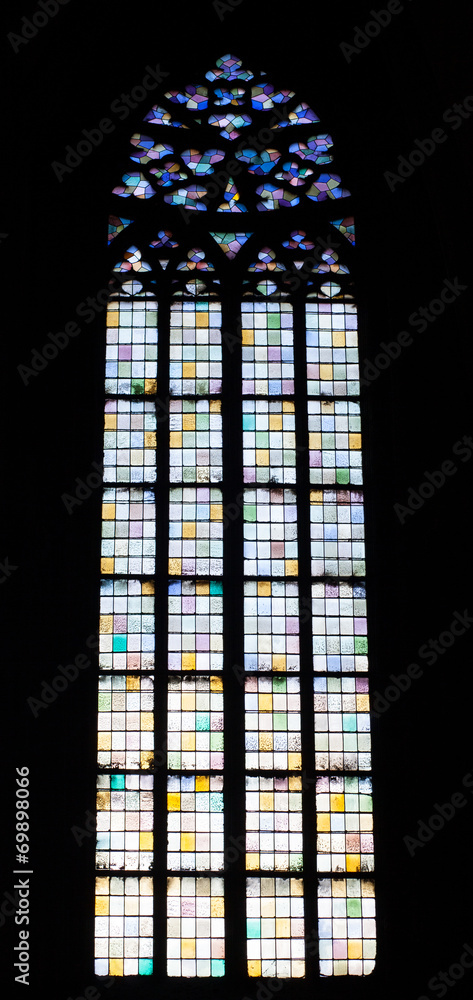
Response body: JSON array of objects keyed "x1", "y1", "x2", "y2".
[
  {"x1": 246, "y1": 776, "x2": 303, "y2": 871},
  {"x1": 168, "y1": 579, "x2": 223, "y2": 671},
  {"x1": 315, "y1": 776, "x2": 374, "y2": 872},
  {"x1": 310, "y1": 489, "x2": 365, "y2": 577},
  {"x1": 168, "y1": 676, "x2": 224, "y2": 770},
  {"x1": 168, "y1": 487, "x2": 223, "y2": 576},
  {"x1": 167, "y1": 776, "x2": 224, "y2": 871},
  {"x1": 243, "y1": 488, "x2": 298, "y2": 577},
  {"x1": 96, "y1": 774, "x2": 154, "y2": 870},
  {"x1": 97, "y1": 674, "x2": 154, "y2": 770},
  {"x1": 169, "y1": 301, "x2": 222, "y2": 395},
  {"x1": 103, "y1": 399, "x2": 157, "y2": 483},
  {"x1": 167, "y1": 877, "x2": 225, "y2": 977},
  {"x1": 169, "y1": 399, "x2": 222, "y2": 482},
  {"x1": 308, "y1": 400, "x2": 362, "y2": 486},
  {"x1": 94, "y1": 875, "x2": 153, "y2": 977},
  {"x1": 244, "y1": 580, "x2": 300, "y2": 671},
  {"x1": 105, "y1": 298, "x2": 158, "y2": 396},
  {"x1": 311, "y1": 582, "x2": 368, "y2": 672},
  {"x1": 313, "y1": 677, "x2": 371, "y2": 771},
  {"x1": 99, "y1": 579, "x2": 155, "y2": 670},
  {"x1": 306, "y1": 302, "x2": 359, "y2": 396},
  {"x1": 318, "y1": 878, "x2": 376, "y2": 976},
  {"x1": 243, "y1": 400, "x2": 296, "y2": 484},
  {"x1": 246, "y1": 877, "x2": 305, "y2": 978},
  {"x1": 101, "y1": 488, "x2": 156, "y2": 576},
  {"x1": 245, "y1": 676, "x2": 301, "y2": 770},
  {"x1": 241, "y1": 302, "x2": 294, "y2": 395}
]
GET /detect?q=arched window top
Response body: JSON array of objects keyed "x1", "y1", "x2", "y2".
[{"x1": 108, "y1": 54, "x2": 355, "y2": 300}]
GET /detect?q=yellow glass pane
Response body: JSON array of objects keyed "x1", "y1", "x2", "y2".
[
  {"x1": 109, "y1": 959, "x2": 123, "y2": 976},
  {"x1": 248, "y1": 960, "x2": 262, "y2": 977},
  {"x1": 195, "y1": 313, "x2": 209, "y2": 327},
  {"x1": 169, "y1": 558, "x2": 182, "y2": 574},
  {"x1": 182, "y1": 523, "x2": 196, "y2": 538},
  {"x1": 182, "y1": 363, "x2": 196, "y2": 377},
  {"x1": 257, "y1": 581, "x2": 271, "y2": 596},
  {"x1": 242, "y1": 329, "x2": 254, "y2": 345},
  {"x1": 182, "y1": 653, "x2": 196, "y2": 670},
  {"x1": 332, "y1": 331, "x2": 346, "y2": 346},
  {"x1": 100, "y1": 615, "x2": 113, "y2": 634},
  {"x1": 349, "y1": 433, "x2": 361, "y2": 449},
  {"x1": 331, "y1": 794, "x2": 345, "y2": 812},
  {"x1": 95, "y1": 896, "x2": 109, "y2": 915},
  {"x1": 195, "y1": 775, "x2": 209, "y2": 791},
  {"x1": 348, "y1": 940, "x2": 363, "y2": 959},
  {"x1": 107, "y1": 311, "x2": 119, "y2": 327},
  {"x1": 144, "y1": 379, "x2": 157, "y2": 395},
  {"x1": 181, "y1": 832, "x2": 195, "y2": 852},
  {"x1": 320, "y1": 364, "x2": 333, "y2": 380},
  {"x1": 140, "y1": 832, "x2": 153, "y2": 850},
  {"x1": 181, "y1": 938, "x2": 196, "y2": 958},
  {"x1": 317, "y1": 814, "x2": 330, "y2": 832},
  {"x1": 167, "y1": 793, "x2": 181, "y2": 811},
  {"x1": 102, "y1": 504, "x2": 116, "y2": 520}
]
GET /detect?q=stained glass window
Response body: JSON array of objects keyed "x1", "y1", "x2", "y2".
[{"x1": 95, "y1": 52, "x2": 376, "y2": 982}]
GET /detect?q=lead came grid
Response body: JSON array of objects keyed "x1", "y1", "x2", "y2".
[
  {"x1": 99, "y1": 579, "x2": 155, "y2": 671},
  {"x1": 241, "y1": 302, "x2": 294, "y2": 396},
  {"x1": 168, "y1": 580, "x2": 223, "y2": 671},
  {"x1": 246, "y1": 776, "x2": 303, "y2": 872},
  {"x1": 105, "y1": 298, "x2": 158, "y2": 396},
  {"x1": 244, "y1": 580, "x2": 300, "y2": 672},
  {"x1": 243, "y1": 400, "x2": 296, "y2": 484},
  {"x1": 97, "y1": 674, "x2": 154, "y2": 770},
  {"x1": 96, "y1": 774, "x2": 154, "y2": 871},
  {"x1": 308, "y1": 400, "x2": 362, "y2": 486},
  {"x1": 306, "y1": 302, "x2": 359, "y2": 397},
  {"x1": 243, "y1": 489, "x2": 298, "y2": 577},
  {"x1": 317, "y1": 878, "x2": 376, "y2": 976},
  {"x1": 311, "y1": 582, "x2": 368, "y2": 672},
  {"x1": 167, "y1": 775, "x2": 224, "y2": 871},
  {"x1": 313, "y1": 677, "x2": 371, "y2": 771},
  {"x1": 168, "y1": 676, "x2": 224, "y2": 770},
  {"x1": 169, "y1": 301, "x2": 222, "y2": 395},
  {"x1": 168, "y1": 487, "x2": 223, "y2": 576},
  {"x1": 169, "y1": 399, "x2": 222, "y2": 483},
  {"x1": 315, "y1": 776, "x2": 374, "y2": 873},
  {"x1": 95, "y1": 875, "x2": 153, "y2": 977},
  {"x1": 245, "y1": 676, "x2": 301, "y2": 770},
  {"x1": 103, "y1": 400, "x2": 157, "y2": 483},
  {"x1": 167, "y1": 301, "x2": 226, "y2": 976},
  {"x1": 246, "y1": 877, "x2": 305, "y2": 978},
  {"x1": 167, "y1": 876, "x2": 225, "y2": 977},
  {"x1": 101, "y1": 488, "x2": 156, "y2": 576},
  {"x1": 310, "y1": 489, "x2": 365, "y2": 577}
]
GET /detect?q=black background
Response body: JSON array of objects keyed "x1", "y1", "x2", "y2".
[{"x1": 1, "y1": 0, "x2": 473, "y2": 996}]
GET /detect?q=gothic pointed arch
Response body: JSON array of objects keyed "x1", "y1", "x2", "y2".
[{"x1": 95, "y1": 53, "x2": 375, "y2": 983}]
